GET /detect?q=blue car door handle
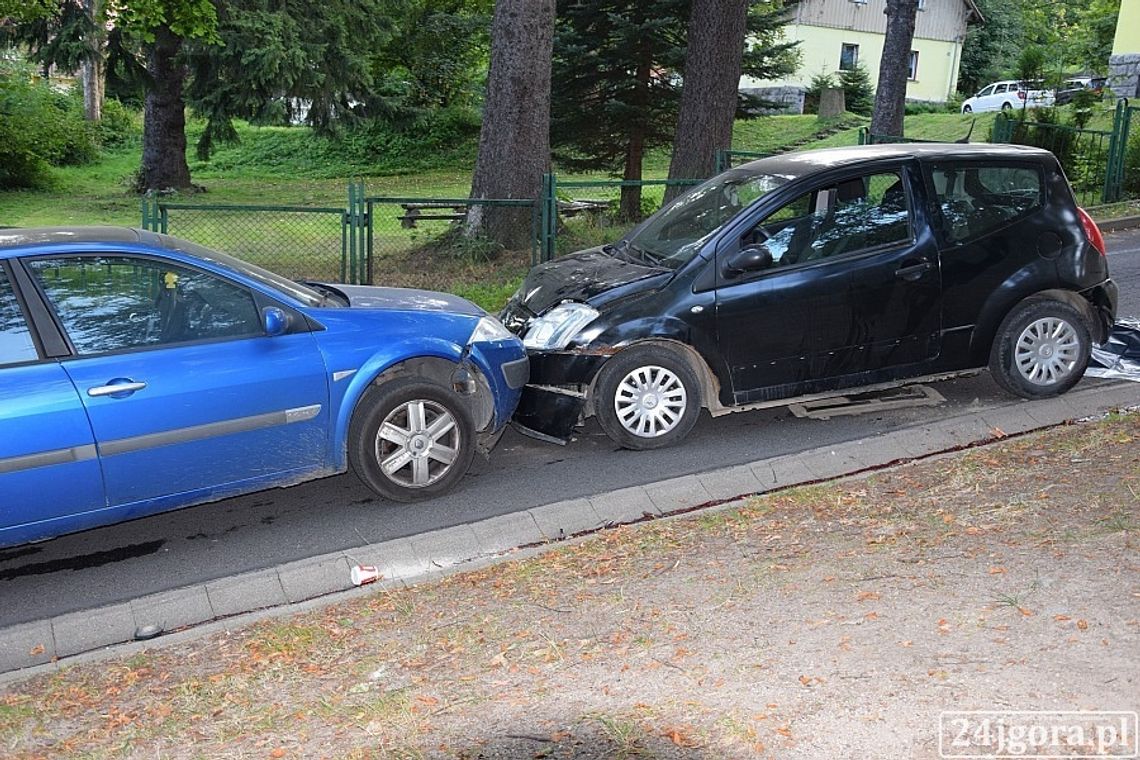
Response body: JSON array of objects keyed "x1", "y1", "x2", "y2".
[{"x1": 87, "y1": 380, "x2": 148, "y2": 398}]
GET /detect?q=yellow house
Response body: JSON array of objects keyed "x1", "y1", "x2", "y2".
[
  {"x1": 741, "y1": 0, "x2": 983, "y2": 111},
  {"x1": 1108, "y1": 0, "x2": 1140, "y2": 97}
]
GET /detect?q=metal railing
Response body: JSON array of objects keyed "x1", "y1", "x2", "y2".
[{"x1": 992, "y1": 104, "x2": 1133, "y2": 205}]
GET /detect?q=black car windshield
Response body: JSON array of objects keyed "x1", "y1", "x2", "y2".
[
  {"x1": 624, "y1": 169, "x2": 790, "y2": 269},
  {"x1": 160, "y1": 235, "x2": 332, "y2": 307}
]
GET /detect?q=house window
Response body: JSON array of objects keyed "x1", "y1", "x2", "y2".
[
  {"x1": 840, "y1": 44, "x2": 859, "y2": 72},
  {"x1": 908, "y1": 50, "x2": 919, "y2": 80}
]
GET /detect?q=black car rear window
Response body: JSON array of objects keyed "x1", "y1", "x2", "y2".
[{"x1": 929, "y1": 164, "x2": 1044, "y2": 244}]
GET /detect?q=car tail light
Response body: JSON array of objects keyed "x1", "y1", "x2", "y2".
[{"x1": 1077, "y1": 207, "x2": 1106, "y2": 256}]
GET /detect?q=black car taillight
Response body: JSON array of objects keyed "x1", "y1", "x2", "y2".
[{"x1": 1077, "y1": 207, "x2": 1106, "y2": 256}]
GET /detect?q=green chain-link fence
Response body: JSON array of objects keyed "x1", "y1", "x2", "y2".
[
  {"x1": 363, "y1": 196, "x2": 539, "y2": 274},
  {"x1": 538, "y1": 174, "x2": 706, "y2": 260},
  {"x1": 141, "y1": 200, "x2": 351, "y2": 282}
]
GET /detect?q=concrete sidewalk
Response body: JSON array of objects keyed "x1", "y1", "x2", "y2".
[{"x1": 2, "y1": 380, "x2": 1137, "y2": 677}]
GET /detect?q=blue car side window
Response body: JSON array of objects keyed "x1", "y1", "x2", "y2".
[
  {"x1": 0, "y1": 268, "x2": 39, "y2": 366},
  {"x1": 27, "y1": 256, "x2": 263, "y2": 355}
]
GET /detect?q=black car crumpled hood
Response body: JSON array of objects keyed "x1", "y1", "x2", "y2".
[
  {"x1": 500, "y1": 246, "x2": 667, "y2": 333},
  {"x1": 333, "y1": 284, "x2": 484, "y2": 316}
]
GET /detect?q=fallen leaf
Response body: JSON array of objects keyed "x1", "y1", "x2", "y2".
[
  {"x1": 269, "y1": 749, "x2": 286, "y2": 759},
  {"x1": 663, "y1": 726, "x2": 699, "y2": 747},
  {"x1": 1018, "y1": 607, "x2": 1034, "y2": 617},
  {"x1": 856, "y1": 591, "x2": 880, "y2": 602},
  {"x1": 28, "y1": 644, "x2": 44, "y2": 657},
  {"x1": 1054, "y1": 615, "x2": 1071, "y2": 622},
  {"x1": 1077, "y1": 619, "x2": 1089, "y2": 630},
  {"x1": 798, "y1": 675, "x2": 812, "y2": 687},
  {"x1": 988, "y1": 566, "x2": 1007, "y2": 575}
]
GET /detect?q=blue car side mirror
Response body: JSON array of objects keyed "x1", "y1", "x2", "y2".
[{"x1": 262, "y1": 306, "x2": 289, "y2": 336}]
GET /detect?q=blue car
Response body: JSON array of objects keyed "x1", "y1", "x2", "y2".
[{"x1": 0, "y1": 227, "x2": 528, "y2": 548}]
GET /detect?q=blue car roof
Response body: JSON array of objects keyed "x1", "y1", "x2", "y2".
[{"x1": 0, "y1": 226, "x2": 155, "y2": 251}]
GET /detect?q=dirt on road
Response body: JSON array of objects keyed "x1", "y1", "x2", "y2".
[{"x1": 2, "y1": 413, "x2": 1138, "y2": 759}]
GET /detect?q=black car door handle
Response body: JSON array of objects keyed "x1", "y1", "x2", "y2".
[{"x1": 895, "y1": 260, "x2": 932, "y2": 280}]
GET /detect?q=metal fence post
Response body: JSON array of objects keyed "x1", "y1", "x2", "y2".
[
  {"x1": 365, "y1": 199, "x2": 374, "y2": 285},
  {"x1": 541, "y1": 173, "x2": 557, "y2": 262},
  {"x1": 345, "y1": 179, "x2": 368, "y2": 284},
  {"x1": 1104, "y1": 99, "x2": 1129, "y2": 203},
  {"x1": 140, "y1": 197, "x2": 155, "y2": 231}
]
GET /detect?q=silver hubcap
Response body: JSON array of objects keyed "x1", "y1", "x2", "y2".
[
  {"x1": 374, "y1": 399, "x2": 460, "y2": 488},
  {"x1": 1015, "y1": 317, "x2": 1080, "y2": 385},
  {"x1": 614, "y1": 365, "x2": 688, "y2": 438}
]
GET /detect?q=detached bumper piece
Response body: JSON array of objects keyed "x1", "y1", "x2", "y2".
[{"x1": 512, "y1": 385, "x2": 587, "y2": 443}]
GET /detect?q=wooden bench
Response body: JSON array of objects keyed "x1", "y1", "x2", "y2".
[
  {"x1": 399, "y1": 202, "x2": 468, "y2": 228},
  {"x1": 397, "y1": 198, "x2": 613, "y2": 228},
  {"x1": 558, "y1": 199, "x2": 612, "y2": 217}
]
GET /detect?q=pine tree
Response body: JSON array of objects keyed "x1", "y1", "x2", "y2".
[
  {"x1": 838, "y1": 62, "x2": 874, "y2": 117},
  {"x1": 550, "y1": 0, "x2": 688, "y2": 219}
]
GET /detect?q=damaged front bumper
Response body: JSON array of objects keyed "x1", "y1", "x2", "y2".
[{"x1": 511, "y1": 350, "x2": 613, "y2": 443}]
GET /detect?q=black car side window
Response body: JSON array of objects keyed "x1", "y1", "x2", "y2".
[
  {"x1": 930, "y1": 164, "x2": 1043, "y2": 244},
  {"x1": 749, "y1": 171, "x2": 910, "y2": 268},
  {"x1": 0, "y1": 268, "x2": 39, "y2": 366},
  {"x1": 27, "y1": 256, "x2": 263, "y2": 355}
]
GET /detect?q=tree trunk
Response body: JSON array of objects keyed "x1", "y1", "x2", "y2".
[
  {"x1": 140, "y1": 24, "x2": 193, "y2": 192},
  {"x1": 467, "y1": 0, "x2": 556, "y2": 249},
  {"x1": 665, "y1": 0, "x2": 749, "y2": 202},
  {"x1": 81, "y1": 0, "x2": 105, "y2": 122},
  {"x1": 619, "y1": 50, "x2": 653, "y2": 220},
  {"x1": 82, "y1": 56, "x2": 104, "y2": 122},
  {"x1": 870, "y1": 0, "x2": 919, "y2": 139}
]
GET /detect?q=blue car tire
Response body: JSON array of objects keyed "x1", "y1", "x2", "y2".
[{"x1": 348, "y1": 378, "x2": 477, "y2": 501}]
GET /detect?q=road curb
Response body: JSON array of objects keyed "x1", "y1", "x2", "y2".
[
  {"x1": 2, "y1": 380, "x2": 1137, "y2": 680},
  {"x1": 1098, "y1": 214, "x2": 1140, "y2": 233}
]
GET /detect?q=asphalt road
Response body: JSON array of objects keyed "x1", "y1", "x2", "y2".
[{"x1": 2, "y1": 227, "x2": 1138, "y2": 628}]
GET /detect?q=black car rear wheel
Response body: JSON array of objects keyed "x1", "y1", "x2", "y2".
[
  {"x1": 349, "y1": 378, "x2": 476, "y2": 501},
  {"x1": 989, "y1": 297, "x2": 1091, "y2": 399},
  {"x1": 594, "y1": 345, "x2": 701, "y2": 450}
]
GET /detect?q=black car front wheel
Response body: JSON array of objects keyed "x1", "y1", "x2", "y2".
[
  {"x1": 989, "y1": 297, "x2": 1091, "y2": 399},
  {"x1": 349, "y1": 378, "x2": 476, "y2": 501},
  {"x1": 594, "y1": 345, "x2": 701, "y2": 450}
]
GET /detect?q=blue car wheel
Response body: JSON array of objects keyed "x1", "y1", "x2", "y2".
[{"x1": 348, "y1": 377, "x2": 477, "y2": 501}]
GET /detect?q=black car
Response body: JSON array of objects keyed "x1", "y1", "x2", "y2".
[{"x1": 501, "y1": 144, "x2": 1118, "y2": 449}]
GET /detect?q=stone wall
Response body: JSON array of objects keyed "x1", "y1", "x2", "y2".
[
  {"x1": 741, "y1": 86, "x2": 807, "y2": 115},
  {"x1": 1108, "y1": 53, "x2": 1140, "y2": 99}
]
